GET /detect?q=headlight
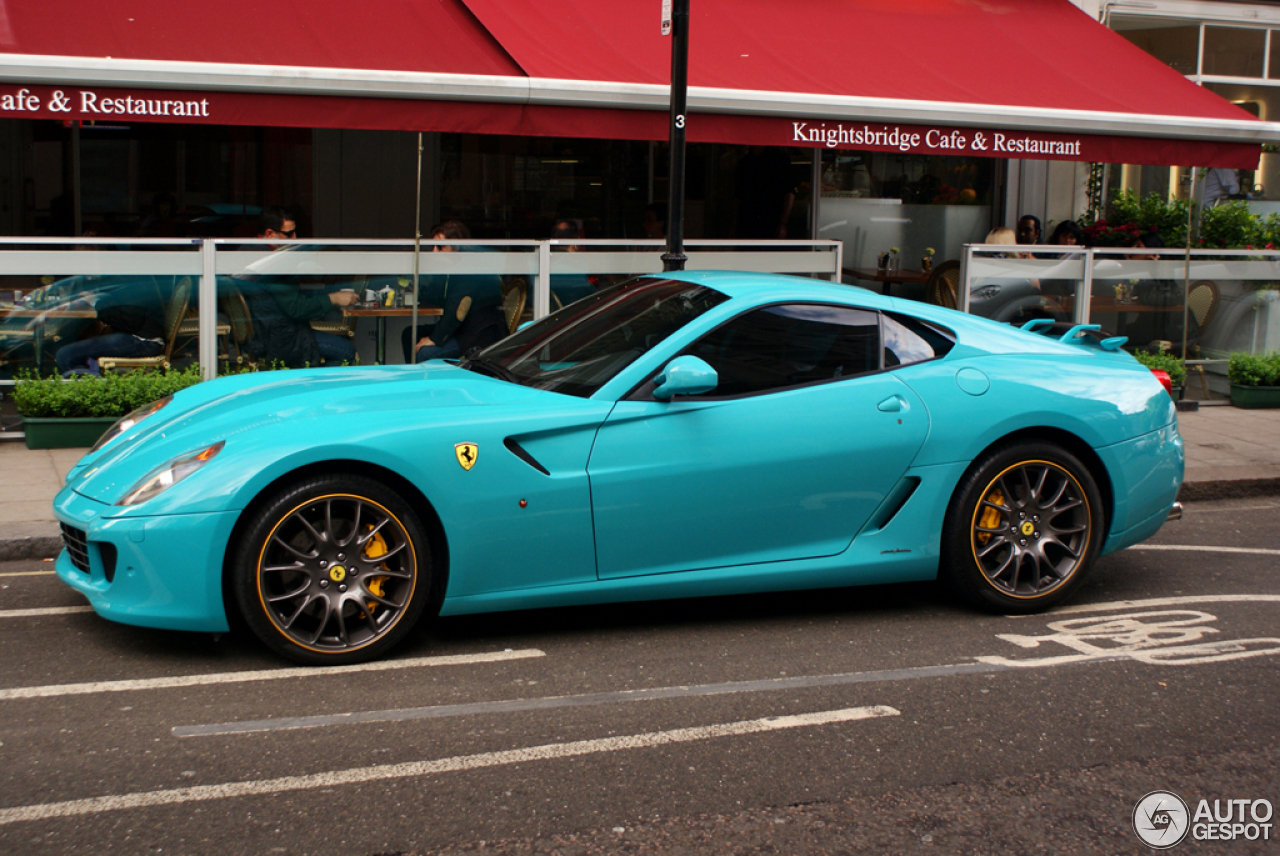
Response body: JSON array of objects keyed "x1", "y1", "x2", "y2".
[
  {"x1": 972, "y1": 285, "x2": 1002, "y2": 300},
  {"x1": 90, "y1": 396, "x2": 173, "y2": 453},
  {"x1": 117, "y1": 441, "x2": 224, "y2": 506}
]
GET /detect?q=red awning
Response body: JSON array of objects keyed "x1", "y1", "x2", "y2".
[{"x1": 0, "y1": 0, "x2": 1269, "y2": 167}]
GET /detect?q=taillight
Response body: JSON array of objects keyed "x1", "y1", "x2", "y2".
[{"x1": 1150, "y1": 368, "x2": 1173, "y2": 395}]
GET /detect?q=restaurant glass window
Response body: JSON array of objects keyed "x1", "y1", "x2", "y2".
[
  {"x1": 817, "y1": 151, "x2": 995, "y2": 275},
  {"x1": 439, "y1": 134, "x2": 649, "y2": 240},
  {"x1": 1203, "y1": 26, "x2": 1267, "y2": 78},
  {"x1": 1110, "y1": 16, "x2": 1201, "y2": 77}
]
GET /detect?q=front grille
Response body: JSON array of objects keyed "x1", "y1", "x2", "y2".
[{"x1": 60, "y1": 523, "x2": 90, "y2": 573}]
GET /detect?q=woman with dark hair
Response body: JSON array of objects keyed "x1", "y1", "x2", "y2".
[{"x1": 1049, "y1": 219, "x2": 1086, "y2": 247}]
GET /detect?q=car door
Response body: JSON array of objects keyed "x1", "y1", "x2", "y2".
[{"x1": 588, "y1": 303, "x2": 929, "y2": 580}]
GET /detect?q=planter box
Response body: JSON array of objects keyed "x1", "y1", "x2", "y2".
[
  {"x1": 1229, "y1": 383, "x2": 1280, "y2": 409},
  {"x1": 22, "y1": 416, "x2": 118, "y2": 450}
]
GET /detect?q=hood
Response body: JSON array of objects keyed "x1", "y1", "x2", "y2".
[{"x1": 68, "y1": 362, "x2": 542, "y2": 506}]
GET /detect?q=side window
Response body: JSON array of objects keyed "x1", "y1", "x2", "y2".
[
  {"x1": 883, "y1": 312, "x2": 955, "y2": 368},
  {"x1": 686, "y1": 304, "x2": 880, "y2": 396}
]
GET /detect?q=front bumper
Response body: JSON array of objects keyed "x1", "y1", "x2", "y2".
[{"x1": 54, "y1": 488, "x2": 238, "y2": 633}]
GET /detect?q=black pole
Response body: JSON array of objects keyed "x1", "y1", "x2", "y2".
[{"x1": 662, "y1": 0, "x2": 689, "y2": 272}]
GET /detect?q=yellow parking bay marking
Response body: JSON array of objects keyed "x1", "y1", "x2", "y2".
[
  {"x1": 0, "y1": 649, "x2": 545, "y2": 701},
  {"x1": 0, "y1": 706, "x2": 899, "y2": 826},
  {"x1": 1129, "y1": 544, "x2": 1280, "y2": 556},
  {"x1": 0, "y1": 570, "x2": 56, "y2": 577},
  {"x1": 0, "y1": 606, "x2": 93, "y2": 619}
]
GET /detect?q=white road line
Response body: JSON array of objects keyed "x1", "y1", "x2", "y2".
[
  {"x1": 1052, "y1": 594, "x2": 1280, "y2": 615},
  {"x1": 1129, "y1": 544, "x2": 1280, "y2": 556},
  {"x1": 0, "y1": 649, "x2": 545, "y2": 701},
  {"x1": 0, "y1": 606, "x2": 93, "y2": 619},
  {"x1": 0, "y1": 705, "x2": 899, "y2": 825}
]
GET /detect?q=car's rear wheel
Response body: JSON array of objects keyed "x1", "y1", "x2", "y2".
[
  {"x1": 942, "y1": 442, "x2": 1103, "y2": 613},
  {"x1": 233, "y1": 475, "x2": 432, "y2": 665}
]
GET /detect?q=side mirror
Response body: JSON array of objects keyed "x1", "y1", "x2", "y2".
[{"x1": 652, "y1": 355, "x2": 718, "y2": 400}]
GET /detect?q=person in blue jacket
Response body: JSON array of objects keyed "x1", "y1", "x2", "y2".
[{"x1": 401, "y1": 220, "x2": 505, "y2": 363}]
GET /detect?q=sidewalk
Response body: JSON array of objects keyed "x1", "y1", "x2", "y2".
[{"x1": 1, "y1": 405, "x2": 1278, "y2": 560}]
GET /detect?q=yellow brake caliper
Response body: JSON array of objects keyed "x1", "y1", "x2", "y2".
[
  {"x1": 363, "y1": 527, "x2": 390, "y2": 614},
  {"x1": 977, "y1": 488, "x2": 1006, "y2": 545}
]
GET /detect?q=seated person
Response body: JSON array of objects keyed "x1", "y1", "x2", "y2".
[
  {"x1": 549, "y1": 219, "x2": 597, "y2": 306},
  {"x1": 1039, "y1": 220, "x2": 1088, "y2": 298},
  {"x1": 1048, "y1": 219, "x2": 1085, "y2": 250},
  {"x1": 401, "y1": 220, "x2": 505, "y2": 362},
  {"x1": 237, "y1": 207, "x2": 359, "y2": 368},
  {"x1": 55, "y1": 276, "x2": 173, "y2": 376}
]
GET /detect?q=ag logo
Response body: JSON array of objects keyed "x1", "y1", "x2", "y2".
[
  {"x1": 328, "y1": 565, "x2": 347, "y2": 583},
  {"x1": 1133, "y1": 790, "x2": 1190, "y2": 849},
  {"x1": 1020, "y1": 521, "x2": 1035, "y2": 536},
  {"x1": 455, "y1": 442, "x2": 479, "y2": 471}
]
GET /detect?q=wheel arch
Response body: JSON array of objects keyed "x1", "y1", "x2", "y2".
[
  {"x1": 957, "y1": 426, "x2": 1114, "y2": 533},
  {"x1": 220, "y1": 459, "x2": 450, "y2": 627}
]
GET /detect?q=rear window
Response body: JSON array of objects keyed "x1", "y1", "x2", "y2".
[{"x1": 883, "y1": 312, "x2": 954, "y2": 367}]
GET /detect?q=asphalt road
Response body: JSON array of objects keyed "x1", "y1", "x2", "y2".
[{"x1": 0, "y1": 497, "x2": 1277, "y2": 856}]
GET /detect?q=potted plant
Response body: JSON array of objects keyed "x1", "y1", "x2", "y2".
[
  {"x1": 1227, "y1": 351, "x2": 1280, "y2": 409},
  {"x1": 1132, "y1": 350, "x2": 1186, "y2": 398},
  {"x1": 11, "y1": 366, "x2": 204, "y2": 449}
]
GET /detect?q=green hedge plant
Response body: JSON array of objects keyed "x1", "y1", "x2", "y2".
[
  {"x1": 1227, "y1": 352, "x2": 1280, "y2": 387},
  {"x1": 12, "y1": 366, "x2": 204, "y2": 418},
  {"x1": 1132, "y1": 350, "x2": 1186, "y2": 387}
]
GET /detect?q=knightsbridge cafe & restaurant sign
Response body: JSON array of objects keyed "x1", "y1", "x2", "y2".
[{"x1": 790, "y1": 120, "x2": 1081, "y2": 158}]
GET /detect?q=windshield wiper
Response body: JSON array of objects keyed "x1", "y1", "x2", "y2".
[{"x1": 459, "y1": 355, "x2": 520, "y2": 384}]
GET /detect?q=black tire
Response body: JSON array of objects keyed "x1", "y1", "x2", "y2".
[
  {"x1": 941, "y1": 441, "x2": 1104, "y2": 614},
  {"x1": 232, "y1": 474, "x2": 432, "y2": 665}
]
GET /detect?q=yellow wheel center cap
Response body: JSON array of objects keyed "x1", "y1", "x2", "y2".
[
  {"x1": 1020, "y1": 521, "x2": 1035, "y2": 537},
  {"x1": 329, "y1": 565, "x2": 347, "y2": 583}
]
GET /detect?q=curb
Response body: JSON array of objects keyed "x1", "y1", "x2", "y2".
[
  {"x1": 0, "y1": 534, "x2": 62, "y2": 561},
  {"x1": 3, "y1": 479, "x2": 1277, "y2": 562},
  {"x1": 1177, "y1": 477, "x2": 1280, "y2": 503}
]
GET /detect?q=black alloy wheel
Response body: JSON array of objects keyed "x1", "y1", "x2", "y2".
[
  {"x1": 233, "y1": 475, "x2": 432, "y2": 665},
  {"x1": 942, "y1": 441, "x2": 1103, "y2": 613}
]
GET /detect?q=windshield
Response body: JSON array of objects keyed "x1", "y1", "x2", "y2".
[{"x1": 473, "y1": 278, "x2": 729, "y2": 397}]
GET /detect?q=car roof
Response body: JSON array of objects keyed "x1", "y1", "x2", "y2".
[{"x1": 644, "y1": 269, "x2": 889, "y2": 307}]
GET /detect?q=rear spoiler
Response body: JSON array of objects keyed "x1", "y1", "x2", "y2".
[{"x1": 1020, "y1": 319, "x2": 1128, "y2": 352}]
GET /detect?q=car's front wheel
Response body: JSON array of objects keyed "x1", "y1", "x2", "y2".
[
  {"x1": 232, "y1": 475, "x2": 432, "y2": 665},
  {"x1": 942, "y1": 442, "x2": 1104, "y2": 613}
]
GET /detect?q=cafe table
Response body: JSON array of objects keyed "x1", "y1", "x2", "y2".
[
  {"x1": 844, "y1": 266, "x2": 932, "y2": 295},
  {"x1": 341, "y1": 305, "x2": 442, "y2": 365}
]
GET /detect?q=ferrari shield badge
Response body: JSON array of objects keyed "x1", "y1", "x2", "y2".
[{"x1": 455, "y1": 443, "x2": 479, "y2": 471}]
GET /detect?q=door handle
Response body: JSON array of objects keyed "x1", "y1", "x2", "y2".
[{"x1": 877, "y1": 395, "x2": 907, "y2": 413}]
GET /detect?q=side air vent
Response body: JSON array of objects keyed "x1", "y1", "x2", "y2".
[
  {"x1": 863, "y1": 477, "x2": 921, "y2": 533},
  {"x1": 504, "y1": 437, "x2": 550, "y2": 476}
]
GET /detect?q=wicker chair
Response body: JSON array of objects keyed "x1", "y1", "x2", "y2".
[
  {"x1": 924, "y1": 260, "x2": 961, "y2": 309},
  {"x1": 502, "y1": 277, "x2": 528, "y2": 334},
  {"x1": 1186, "y1": 280, "x2": 1221, "y2": 396},
  {"x1": 220, "y1": 286, "x2": 258, "y2": 366}
]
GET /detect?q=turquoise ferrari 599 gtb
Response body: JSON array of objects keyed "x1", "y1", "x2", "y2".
[{"x1": 53, "y1": 271, "x2": 1183, "y2": 664}]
